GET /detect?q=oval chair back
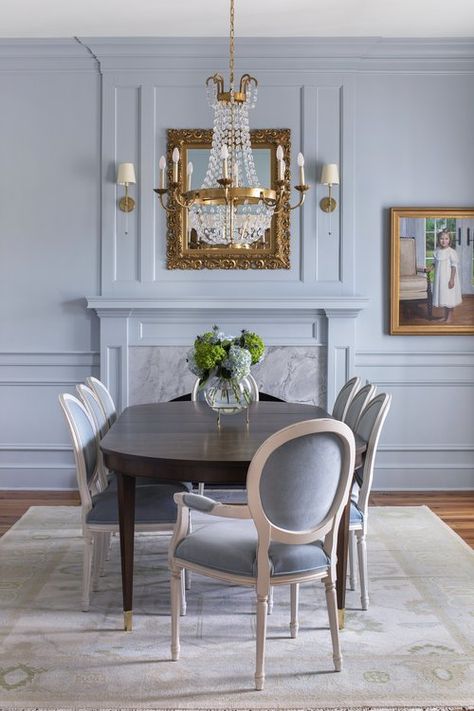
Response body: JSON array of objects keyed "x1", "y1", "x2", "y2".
[
  {"x1": 332, "y1": 376, "x2": 361, "y2": 421},
  {"x1": 247, "y1": 418, "x2": 355, "y2": 571},
  {"x1": 85, "y1": 377, "x2": 117, "y2": 428},
  {"x1": 354, "y1": 393, "x2": 392, "y2": 519},
  {"x1": 59, "y1": 393, "x2": 99, "y2": 514},
  {"x1": 76, "y1": 384, "x2": 110, "y2": 491},
  {"x1": 76, "y1": 384, "x2": 109, "y2": 438},
  {"x1": 344, "y1": 383, "x2": 376, "y2": 431}
]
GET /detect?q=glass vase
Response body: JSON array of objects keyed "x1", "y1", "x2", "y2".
[{"x1": 203, "y1": 375, "x2": 253, "y2": 422}]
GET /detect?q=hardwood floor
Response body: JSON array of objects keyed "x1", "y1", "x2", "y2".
[
  {"x1": 1, "y1": 490, "x2": 473, "y2": 546},
  {"x1": 0, "y1": 490, "x2": 79, "y2": 538}
]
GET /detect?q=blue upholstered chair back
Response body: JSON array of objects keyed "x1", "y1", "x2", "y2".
[
  {"x1": 344, "y1": 383, "x2": 376, "y2": 431},
  {"x1": 247, "y1": 419, "x2": 355, "y2": 562},
  {"x1": 332, "y1": 376, "x2": 361, "y2": 421},
  {"x1": 59, "y1": 393, "x2": 99, "y2": 507},
  {"x1": 355, "y1": 393, "x2": 392, "y2": 516},
  {"x1": 259, "y1": 433, "x2": 343, "y2": 532}
]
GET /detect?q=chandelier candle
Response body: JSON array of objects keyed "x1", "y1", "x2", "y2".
[{"x1": 154, "y1": 0, "x2": 309, "y2": 246}]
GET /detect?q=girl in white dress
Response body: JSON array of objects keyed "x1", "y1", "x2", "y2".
[{"x1": 432, "y1": 229, "x2": 462, "y2": 323}]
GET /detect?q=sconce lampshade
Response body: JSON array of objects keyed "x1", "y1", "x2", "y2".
[
  {"x1": 320, "y1": 163, "x2": 340, "y2": 186},
  {"x1": 116, "y1": 162, "x2": 136, "y2": 185}
]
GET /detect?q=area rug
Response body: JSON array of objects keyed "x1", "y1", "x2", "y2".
[{"x1": 0, "y1": 505, "x2": 473, "y2": 710}]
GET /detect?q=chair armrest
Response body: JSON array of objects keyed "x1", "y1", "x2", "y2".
[
  {"x1": 181, "y1": 492, "x2": 218, "y2": 512},
  {"x1": 174, "y1": 492, "x2": 251, "y2": 519}
]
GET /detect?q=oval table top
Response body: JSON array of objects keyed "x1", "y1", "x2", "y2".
[{"x1": 101, "y1": 401, "x2": 366, "y2": 484}]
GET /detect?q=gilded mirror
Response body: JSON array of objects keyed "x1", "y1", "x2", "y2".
[{"x1": 165, "y1": 128, "x2": 290, "y2": 269}]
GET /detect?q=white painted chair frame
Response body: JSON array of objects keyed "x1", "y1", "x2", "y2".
[
  {"x1": 168, "y1": 418, "x2": 355, "y2": 691},
  {"x1": 59, "y1": 393, "x2": 186, "y2": 614},
  {"x1": 332, "y1": 376, "x2": 361, "y2": 421},
  {"x1": 348, "y1": 393, "x2": 392, "y2": 609},
  {"x1": 85, "y1": 376, "x2": 117, "y2": 429}
]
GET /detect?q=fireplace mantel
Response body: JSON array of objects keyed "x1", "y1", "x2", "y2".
[{"x1": 87, "y1": 296, "x2": 368, "y2": 411}]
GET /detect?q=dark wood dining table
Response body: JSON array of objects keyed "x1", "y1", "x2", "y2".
[{"x1": 101, "y1": 400, "x2": 366, "y2": 631}]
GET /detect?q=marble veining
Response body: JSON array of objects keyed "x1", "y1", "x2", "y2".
[{"x1": 129, "y1": 346, "x2": 326, "y2": 406}]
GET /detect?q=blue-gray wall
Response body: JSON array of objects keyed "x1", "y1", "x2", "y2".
[{"x1": 0, "y1": 38, "x2": 473, "y2": 489}]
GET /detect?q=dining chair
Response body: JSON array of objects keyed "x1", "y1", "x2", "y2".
[
  {"x1": 332, "y1": 376, "x2": 361, "y2": 421},
  {"x1": 348, "y1": 392, "x2": 392, "y2": 610},
  {"x1": 343, "y1": 382, "x2": 377, "y2": 431},
  {"x1": 168, "y1": 417, "x2": 355, "y2": 690},
  {"x1": 75, "y1": 383, "x2": 110, "y2": 492},
  {"x1": 76, "y1": 383, "x2": 179, "y2": 493},
  {"x1": 85, "y1": 376, "x2": 117, "y2": 428},
  {"x1": 59, "y1": 393, "x2": 190, "y2": 613}
]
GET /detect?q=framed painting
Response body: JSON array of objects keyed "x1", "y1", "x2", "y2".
[
  {"x1": 164, "y1": 128, "x2": 290, "y2": 270},
  {"x1": 390, "y1": 207, "x2": 474, "y2": 335}
]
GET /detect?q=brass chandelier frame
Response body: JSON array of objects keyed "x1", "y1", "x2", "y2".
[{"x1": 154, "y1": 0, "x2": 309, "y2": 239}]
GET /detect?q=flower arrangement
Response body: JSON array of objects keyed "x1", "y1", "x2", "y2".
[{"x1": 187, "y1": 325, "x2": 265, "y2": 385}]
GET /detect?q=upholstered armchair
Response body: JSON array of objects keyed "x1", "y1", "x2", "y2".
[{"x1": 399, "y1": 237, "x2": 432, "y2": 320}]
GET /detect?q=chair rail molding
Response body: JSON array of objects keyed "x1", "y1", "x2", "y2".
[{"x1": 87, "y1": 296, "x2": 368, "y2": 413}]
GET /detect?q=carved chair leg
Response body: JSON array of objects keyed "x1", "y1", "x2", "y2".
[
  {"x1": 82, "y1": 534, "x2": 94, "y2": 612},
  {"x1": 356, "y1": 529, "x2": 369, "y2": 610},
  {"x1": 170, "y1": 569, "x2": 182, "y2": 661},
  {"x1": 180, "y1": 569, "x2": 187, "y2": 616},
  {"x1": 290, "y1": 583, "x2": 299, "y2": 638},
  {"x1": 324, "y1": 576, "x2": 342, "y2": 671},
  {"x1": 255, "y1": 591, "x2": 268, "y2": 691},
  {"x1": 348, "y1": 530, "x2": 356, "y2": 591}
]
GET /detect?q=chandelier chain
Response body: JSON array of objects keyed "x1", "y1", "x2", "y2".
[{"x1": 229, "y1": 0, "x2": 235, "y2": 88}]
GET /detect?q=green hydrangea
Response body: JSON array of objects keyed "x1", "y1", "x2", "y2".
[
  {"x1": 238, "y1": 330, "x2": 265, "y2": 365},
  {"x1": 193, "y1": 339, "x2": 227, "y2": 372}
]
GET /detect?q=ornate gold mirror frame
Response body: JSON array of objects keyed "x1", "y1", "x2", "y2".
[{"x1": 165, "y1": 128, "x2": 291, "y2": 269}]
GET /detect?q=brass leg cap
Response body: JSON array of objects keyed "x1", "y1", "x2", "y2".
[
  {"x1": 338, "y1": 608, "x2": 345, "y2": 630},
  {"x1": 124, "y1": 610, "x2": 133, "y2": 631}
]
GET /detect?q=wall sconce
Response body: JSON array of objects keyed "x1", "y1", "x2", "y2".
[
  {"x1": 116, "y1": 163, "x2": 136, "y2": 213},
  {"x1": 319, "y1": 163, "x2": 339, "y2": 213}
]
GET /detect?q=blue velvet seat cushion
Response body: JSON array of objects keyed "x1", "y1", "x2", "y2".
[
  {"x1": 174, "y1": 519, "x2": 330, "y2": 578},
  {"x1": 350, "y1": 500, "x2": 364, "y2": 525},
  {"x1": 105, "y1": 472, "x2": 192, "y2": 492},
  {"x1": 87, "y1": 482, "x2": 189, "y2": 525}
]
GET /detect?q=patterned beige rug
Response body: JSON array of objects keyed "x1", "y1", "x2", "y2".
[{"x1": 0, "y1": 505, "x2": 473, "y2": 710}]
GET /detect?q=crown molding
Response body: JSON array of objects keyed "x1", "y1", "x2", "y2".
[
  {"x1": 78, "y1": 36, "x2": 474, "y2": 73},
  {"x1": 1, "y1": 37, "x2": 473, "y2": 73},
  {"x1": 0, "y1": 38, "x2": 97, "y2": 71}
]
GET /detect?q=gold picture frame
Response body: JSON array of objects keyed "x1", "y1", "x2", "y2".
[
  {"x1": 390, "y1": 207, "x2": 474, "y2": 335},
  {"x1": 165, "y1": 128, "x2": 291, "y2": 270}
]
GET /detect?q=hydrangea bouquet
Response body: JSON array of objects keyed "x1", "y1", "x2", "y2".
[
  {"x1": 186, "y1": 325, "x2": 265, "y2": 416},
  {"x1": 187, "y1": 325, "x2": 265, "y2": 384}
]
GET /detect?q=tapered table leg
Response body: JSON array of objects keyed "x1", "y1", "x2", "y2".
[
  {"x1": 117, "y1": 473, "x2": 136, "y2": 631},
  {"x1": 336, "y1": 499, "x2": 350, "y2": 629}
]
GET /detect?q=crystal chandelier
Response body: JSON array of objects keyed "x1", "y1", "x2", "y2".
[{"x1": 154, "y1": 0, "x2": 309, "y2": 247}]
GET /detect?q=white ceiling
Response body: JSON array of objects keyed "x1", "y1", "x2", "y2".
[{"x1": 2, "y1": 0, "x2": 474, "y2": 39}]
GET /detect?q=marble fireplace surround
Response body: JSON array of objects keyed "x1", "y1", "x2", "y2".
[{"x1": 87, "y1": 297, "x2": 367, "y2": 413}]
